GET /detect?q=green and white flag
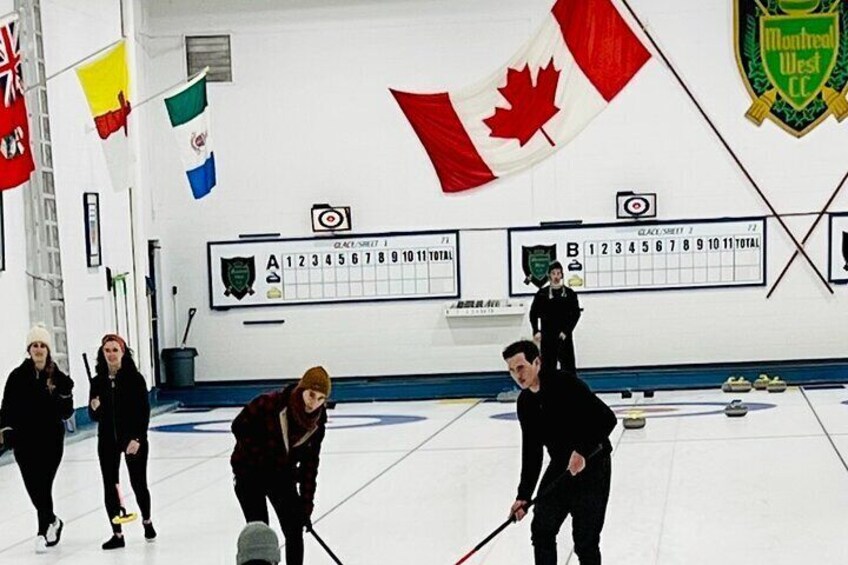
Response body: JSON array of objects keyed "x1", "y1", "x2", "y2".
[{"x1": 164, "y1": 69, "x2": 215, "y2": 199}]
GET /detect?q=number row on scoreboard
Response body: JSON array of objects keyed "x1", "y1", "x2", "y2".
[
  {"x1": 584, "y1": 236, "x2": 762, "y2": 256},
  {"x1": 583, "y1": 252, "x2": 762, "y2": 272},
  {"x1": 279, "y1": 248, "x2": 455, "y2": 268},
  {"x1": 275, "y1": 263, "x2": 455, "y2": 283}
]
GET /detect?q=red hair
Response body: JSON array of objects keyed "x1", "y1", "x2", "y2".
[{"x1": 101, "y1": 334, "x2": 127, "y2": 352}]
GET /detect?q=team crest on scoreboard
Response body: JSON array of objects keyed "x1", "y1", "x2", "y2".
[
  {"x1": 522, "y1": 245, "x2": 557, "y2": 288},
  {"x1": 735, "y1": 0, "x2": 848, "y2": 137},
  {"x1": 221, "y1": 256, "x2": 256, "y2": 300}
]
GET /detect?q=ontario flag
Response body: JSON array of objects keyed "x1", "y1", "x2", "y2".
[
  {"x1": 76, "y1": 40, "x2": 131, "y2": 191},
  {"x1": 391, "y1": 0, "x2": 650, "y2": 193},
  {"x1": 0, "y1": 14, "x2": 35, "y2": 191}
]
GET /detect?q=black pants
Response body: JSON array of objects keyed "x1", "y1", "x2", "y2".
[
  {"x1": 234, "y1": 475, "x2": 304, "y2": 565},
  {"x1": 540, "y1": 336, "x2": 576, "y2": 374},
  {"x1": 14, "y1": 438, "x2": 64, "y2": 535},
  {"x1": 531, "y1": 454, "x2": 611, "y2": 565},
  {"x1": 98, "y1": 439, "x2": 151, "y2": 533}
]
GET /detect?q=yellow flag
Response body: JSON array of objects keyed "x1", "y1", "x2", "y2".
[{"x1": 76, "y1": 40, "x2": 131, "y2": 140}]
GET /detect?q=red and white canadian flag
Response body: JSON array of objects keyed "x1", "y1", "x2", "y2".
[
  {"x1": 391, "y1": 0, "x2": 650, "y2": 193},
  {"x1": 0, "y1": 13, "x2": 34, "y2": 191}
]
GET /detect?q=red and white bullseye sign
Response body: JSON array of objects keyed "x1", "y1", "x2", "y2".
[
  {"x1": 616, "y1": 192, "x2": 656, "y2": 219},
  {"x1": 311, "y1": 205, "x2": 352, "y2": 232}
]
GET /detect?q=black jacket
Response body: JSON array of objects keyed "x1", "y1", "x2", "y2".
[
  {"x1": 516, "y1": 370, "x2": 616, "y2": 501},
  {"x1": 88, "y1": 368, "x2": 150, "y2": 449},
  {"x1": 0, "y1": 359, "x2": 74, "y2": 447},
  {"x1": 529, "y1": 285, "x2": 581, "y2": 338}
]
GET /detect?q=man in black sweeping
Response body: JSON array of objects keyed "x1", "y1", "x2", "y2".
[
  {"x1": 502, "y1": 340, "x2": 616, "y2": 565},
  {"x1": 529, "y1": 261, "x2": 582, "y2": 374}
]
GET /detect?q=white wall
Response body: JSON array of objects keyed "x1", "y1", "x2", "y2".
[
  {"x1": 130, "y1": 0, "x2": 848, "y2": 381},
  {"x1": 0, "y1": 187, "x2": 33, "y2": 384},
  {"x1": 5, "y1": 0, "x2": 847, "y2": 390},
  {"x1": 1, "y1": 0, "x2": 146, "y2": 408},
  {"x1": 44, "y1": 0, "x2": 152, "y2": 405},
  {"x1": 0, "y1": 0, "x2": 27, "y2": 392}
]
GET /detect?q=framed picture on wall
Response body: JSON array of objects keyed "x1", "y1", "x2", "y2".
[
  {"x1": 0, "y1": 191, "x2": 5, "y2": 271},
  {"x1": 83, "y1": 192, "x2": 102, "y2": 268}
]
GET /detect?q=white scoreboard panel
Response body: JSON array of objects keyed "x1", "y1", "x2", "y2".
[
  {"x1": 209, "y1": 230, "x2": 459, "y2": 309},
  {"x1": 828, "y1": 212, "x2": 848, "y2": 283},
  {"x1": 509, "y1": 217, "x2": 766, "y2": 295}
]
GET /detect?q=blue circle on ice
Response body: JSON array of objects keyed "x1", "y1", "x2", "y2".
[{"x1": 150, "y1": 414, "x2": 426, "y2": 434}]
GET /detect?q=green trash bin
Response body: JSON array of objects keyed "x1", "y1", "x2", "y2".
[{"x1": 161, "y1": 347, "x2": 198, "y2": 388}]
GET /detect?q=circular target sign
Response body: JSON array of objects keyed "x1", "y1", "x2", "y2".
[
  {"x1": 317, "y1": 208, "x2": 345, "y2": 229},
  {"x1": 622, "y1": 196, "x2": 650, "y2": 217}
]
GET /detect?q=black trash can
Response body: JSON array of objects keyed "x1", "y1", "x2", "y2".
[{"x1": 161, "y1": 347, "x2": 198, "y2": 388}]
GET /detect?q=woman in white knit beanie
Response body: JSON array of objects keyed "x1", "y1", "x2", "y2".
[{"x1": 0, "y1": 325, "x2": 74, "y2": 553}]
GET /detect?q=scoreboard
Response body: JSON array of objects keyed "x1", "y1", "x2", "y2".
[
  {"x1": 509, "y1": 217, "x2": 766, "y2": 295},
  {"x1": 209, "y1": 231, "x2": 460, "y2": 309}
]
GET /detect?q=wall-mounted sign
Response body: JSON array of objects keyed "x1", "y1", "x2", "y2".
[
  {"x1": 509, "y1": 217, "x2": 766, "y2": 295},
  {"x1": 735, "y1": 0, "x2": 848, "y2": 137},
  {"x1": 209, "y1": 230, "x2": 460, "y2": 309},
  {"x1": 83, "y1": 192, "x2": 102, "y2": 268}
]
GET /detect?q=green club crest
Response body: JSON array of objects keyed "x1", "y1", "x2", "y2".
[
  {"x1": 221, "y1": 256, "x2": 256, "y2": 301},
  {"x1": 522, "y1": 245, "x2": 557, "y2": 289},
  {"x1": 735, "y1": 0, "x2": 848, "y2": 136}
]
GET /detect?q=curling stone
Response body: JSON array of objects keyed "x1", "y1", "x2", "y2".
[
  {"x1": 767, "y1": 376, "x2": 787, "y2": 393},
  {"x1": 621, "y1": 389, "x2": 633, "y2": 399},
  {"x1": 623, "y1": 410, "x2": 646, "y2": 430},
  {"x1": 643, "y1": 390, "x2": 655, "y2": 398},
  {"x1": 724, "y1": 399, "x2": 748, "y2": 417},
  {"x1": 723, "y1": 376, "x2": 752, "y2": 393},
  {"x1": 753, "y1": 373, "x2": 770, "y2": 390}
]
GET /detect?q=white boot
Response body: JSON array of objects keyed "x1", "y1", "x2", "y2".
[
  {"x1": 46, "y1": 517, "x2": 63, "y2": 546},
  {"x1": 34, "y1": 535, "x2": 48, "y2": 553}
]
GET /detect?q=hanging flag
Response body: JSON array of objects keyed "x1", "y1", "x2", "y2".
[
  {"x1": 76, "y1": 40, "x2": 131, "y2": 191},
  {"x1": 391, "y1": 0, "x2": 650, "y2": 193},
  {"x1": 0, "y1": 14, "x2": 35, "y2": 191},
  {"x1": 164, "y1": 69, "x2": 215, "y2": 199}
]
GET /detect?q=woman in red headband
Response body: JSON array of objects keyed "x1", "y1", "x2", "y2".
[{"x1": 88, "y1": 334, "x2": 156, "y2": 550}]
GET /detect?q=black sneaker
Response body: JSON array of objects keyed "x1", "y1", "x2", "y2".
[
  {"x1": 101, "y1": 535, "x2": 125, "y2": 550},
  {"x1": 143, "y1": 520, "x2": 157, "y2": 542},
  {"x1": 45, "y1": 517, "x2": 63, "y2": 547}
]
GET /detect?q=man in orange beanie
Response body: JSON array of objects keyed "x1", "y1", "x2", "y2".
[{"x1": 230, "y1": 366, "x2": 331, "y2": 565}]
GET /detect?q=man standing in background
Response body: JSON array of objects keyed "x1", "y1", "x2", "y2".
[{"x1": 529, "y1": 261, "x2": 582, "y2": 373}]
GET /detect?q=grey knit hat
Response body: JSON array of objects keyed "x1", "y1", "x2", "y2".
[{"x1": 236, "y1": 522, "x2": 280, "y2": 565}]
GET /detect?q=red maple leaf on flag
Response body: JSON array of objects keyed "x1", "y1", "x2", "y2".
[{"x1": 483, "y1": 58, "x2": 560, "y2": 147}]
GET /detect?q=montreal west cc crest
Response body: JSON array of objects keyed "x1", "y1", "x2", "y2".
[
  {"x1": 221, "y1": 256, "x2": 256, "y2": 300},
  {"x1": 735, "y1": 0, "x2": 848, "y2": 136},
  {"x1": 522, "y1": 245, "x2": 557, "y2": 288}
]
